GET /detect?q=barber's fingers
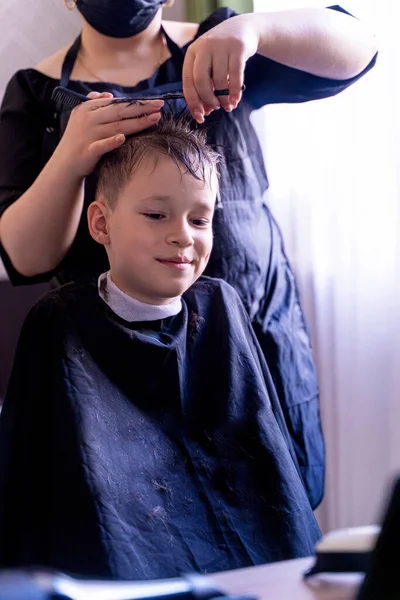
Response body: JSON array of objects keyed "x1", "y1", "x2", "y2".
[
  {"x1": 192, "y1": 52, "x2": 221, "y2": 112},
  {"x1": 184, "y1": 50, "x2": 225, "y2": 121},
  {"x1": 89, "y1": 134, "x2": 127, "y2": 158},
  {"x1": 97, "y1": 111, "x2": 162, "y2": 140},
  {"x1": 102, "y1": 99, "x2": 164, "y2": 124},
  {"x1": 89, "y1": 111, "x2": 162, "y2": 158},
  {"x1": 183, "y1": 46, "x2": 244, "y2": 121},
  {"x1": 189, "y1": 52, "x2": 245, "y2": 116},
  {"x1": 210, "y1": 55, "x2": 230, "y2": 112},
  {"x1": 73, "y1": 97, "x2": 164, "y2": 125},
  {"x1": 86, "y1": 91, "x2": 114, "y2": 100},
  {"x1": 227, "y1": 52, "x2": 245, "y2": 108},
  {"x1": 182, "y1": 48, "x2": 204, "y2": 123}
]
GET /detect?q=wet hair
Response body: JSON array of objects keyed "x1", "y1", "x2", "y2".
[{"x1": 95, "y1": 112, "x2": 222, "y2": 208}]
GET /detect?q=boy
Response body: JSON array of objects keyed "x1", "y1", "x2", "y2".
[{"x1": 0, "y1": 117, "x2": 320, "y2": 579}]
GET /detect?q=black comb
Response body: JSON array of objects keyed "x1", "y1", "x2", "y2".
[{"x1": 51, "y1": 85, "x2": 245, "y2": 111}]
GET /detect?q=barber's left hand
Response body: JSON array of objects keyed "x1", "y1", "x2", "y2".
[{"x1": 182, "y1": 14, "x2": 259, "y2": 123}]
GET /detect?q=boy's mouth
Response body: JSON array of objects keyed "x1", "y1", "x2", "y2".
[{"x1": 156, "y1": 257, "x2": 193, "y2": 271}]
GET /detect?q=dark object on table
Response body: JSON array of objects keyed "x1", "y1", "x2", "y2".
[
  {"x1": 304, "y1": 475, "x2": 400, "y2": 599},
  {"x1": 304, "y1": 525, "x2": 380, "y2": 578}
]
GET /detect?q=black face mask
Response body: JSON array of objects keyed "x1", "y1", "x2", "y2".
[{"x1": 76, "y1": 0, "x2": 166, "y2": 38}]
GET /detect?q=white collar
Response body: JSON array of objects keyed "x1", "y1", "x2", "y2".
[{"x1": 97, "y1": 271, "x2": 182, "y2": 322}]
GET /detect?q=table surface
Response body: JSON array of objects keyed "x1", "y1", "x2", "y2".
[{"x1": 211, "y1": 557, "x2": 363, "y2": 600}]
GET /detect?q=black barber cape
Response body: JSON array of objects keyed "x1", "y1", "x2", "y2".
[{"x1": 0, "y1": 277, "x2": 320, "y2": 579}]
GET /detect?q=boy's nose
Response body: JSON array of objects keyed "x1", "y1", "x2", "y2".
[{"x1": 166, "y1": 224, "x2": 194, "y2": 247}]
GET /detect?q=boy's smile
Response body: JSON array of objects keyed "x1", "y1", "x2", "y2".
[{"x1": 155, "y1": 255, "x2": 193, "y2": 270}]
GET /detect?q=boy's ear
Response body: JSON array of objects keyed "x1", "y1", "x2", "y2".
[{"x1": 87, "y1": 199, "x2": 111, "y2": 246}]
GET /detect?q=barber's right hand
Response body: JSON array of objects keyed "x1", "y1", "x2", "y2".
[{"x1": 56, "y1": 91, "x2": 163, "y2": 179}]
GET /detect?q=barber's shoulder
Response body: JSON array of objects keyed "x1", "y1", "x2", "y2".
[
  {"x1": 34, "y1": 44, "x2": 71, "y2": 79},
  {"x1": 162, "y1": 20, "x2": 199, "y2": 47}
]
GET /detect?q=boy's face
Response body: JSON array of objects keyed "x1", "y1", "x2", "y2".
[{"x1": 89, "y1": 154, "x2": 216, "y2": 305}]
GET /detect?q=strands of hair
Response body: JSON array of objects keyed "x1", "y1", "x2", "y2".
[{"x1": 95, "y1": 111, "x2": 222, "y2": 207}]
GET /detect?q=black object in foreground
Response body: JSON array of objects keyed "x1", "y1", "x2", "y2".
[{"x1": 356, "y1": 477, "x2": 400, "y2": 600}]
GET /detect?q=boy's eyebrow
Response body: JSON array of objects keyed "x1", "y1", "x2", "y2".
[
  {"x1": 138, "y1": 195, "x2": 215, "y2": 212},
  {"x1": 138, "y1": 195, "x2": 174, "y2": 203}
]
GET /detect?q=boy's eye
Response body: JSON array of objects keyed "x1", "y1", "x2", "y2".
[
  {"x1": 192, "y1": 219, "x2": 209, "y2": 227},
  {"x1": 143, "y1": 213, "x2": 164, "y2": 220}
]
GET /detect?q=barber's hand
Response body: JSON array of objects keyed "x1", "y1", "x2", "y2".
[
  {"x1": 56, "y1": 91, "x2": 164, "y2": 179},
  {"x1": 183, "y1": 15, "x2": 259, "y2": 123}
]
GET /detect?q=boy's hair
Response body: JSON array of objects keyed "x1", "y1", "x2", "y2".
[{"x1": 95, "y1": 113, "x2": 222, "y2": 208}]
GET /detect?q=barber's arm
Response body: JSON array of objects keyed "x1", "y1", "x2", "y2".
[
  {"x1": 248, "y1": 7, "x2": 376, "y2": 80},
  {"x1": 183, "y1": 6, "x2": 377, "y2": 121},
  {"x1": 0, "y1": 91, "x2": 163, "y2": 280}
]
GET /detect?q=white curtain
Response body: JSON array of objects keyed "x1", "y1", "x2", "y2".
[{"x1": 252, "y1": 0, "x2": 400, "y2": 532}]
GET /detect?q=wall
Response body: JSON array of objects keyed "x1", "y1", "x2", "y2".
[{"x1": 253, "y1": 0, "x2": 400, "y2": 532}]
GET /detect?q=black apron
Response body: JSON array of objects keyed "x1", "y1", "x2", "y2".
[{"x1": 51, "y1": 23, "x2": 324, "y2": 510}]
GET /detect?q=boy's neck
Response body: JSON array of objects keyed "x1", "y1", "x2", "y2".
[{"x1": 98, "y1": 272, "x2": 182, "y2": 322}]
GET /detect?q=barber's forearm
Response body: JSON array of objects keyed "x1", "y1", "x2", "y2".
[
  {"x1": 0, "y1": 154, "x2": 85, "y2": 278},
  {"x1": 244, "y1": 8, "x2": 377, "y2": 80}
]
